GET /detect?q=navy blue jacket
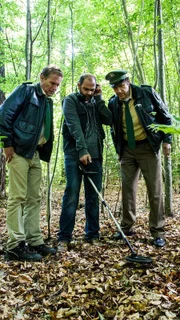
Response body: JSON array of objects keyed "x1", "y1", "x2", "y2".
[{"x1": 0, "y1": 82, "x2": 53, "y2": 162}]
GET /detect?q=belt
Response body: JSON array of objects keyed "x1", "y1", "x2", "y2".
[
  {"x1": 124, "y1": 138, "x2": 148, "y2": 145},
  {"x1": 135, "y1": 139, "x2": 148, "y2": 145}
]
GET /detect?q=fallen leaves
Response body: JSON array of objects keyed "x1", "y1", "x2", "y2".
[{"x1": 0, "y1": 190, "x2": 179, "y2": 319}]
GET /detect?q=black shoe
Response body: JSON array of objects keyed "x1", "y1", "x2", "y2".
[
  {"x1": 153, "y1": 238, "x2": 166, "y2": 247},
  {"x1": 29, "y1": 244, "x2": 56, "y2": 256},
  {"x1": 114, "y1": 230, "x2": 135, "y2": 240},
  {"x1": 5, "y1": 241, "x2": 42, "y2": 262}
]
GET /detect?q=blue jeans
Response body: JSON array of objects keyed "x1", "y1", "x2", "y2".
[{"x1": 58, "y1": 159, "x2": 102, "y2": 241}]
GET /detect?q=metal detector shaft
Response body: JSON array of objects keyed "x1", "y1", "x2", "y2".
[{"x1": 87, "y1": 176, "x2": 136, "y2": 255}]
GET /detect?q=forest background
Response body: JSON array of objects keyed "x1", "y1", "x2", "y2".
[
  {"x1": 0, "y1": 0, "x2": 179, "y2": 195},
  {"x1": 0, "y1": 0, "x2": 179, "y2": 319}
]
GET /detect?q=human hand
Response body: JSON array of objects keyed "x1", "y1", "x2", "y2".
[
  {"x1": 94, "y1": 84, "x2": 102, "y2": 96},
  {"x1": 4, "y1": 146, "x2": 15, "y2": 163},
  {"x1": 79, "y1": 154, "x2": 92, "y2": 165},
  {"x1": 162, "y1": 143, "x2": 171, "y2": 156}
]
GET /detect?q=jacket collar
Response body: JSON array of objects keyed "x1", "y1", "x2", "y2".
[
  {"x1": 131, "y1": 83, "x2": 143, "y2": 99},
  {"x1": 35, "y1": 82, "x2": 45, "y2": 97}
]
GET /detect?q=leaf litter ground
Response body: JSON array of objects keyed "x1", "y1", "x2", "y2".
[{"x1": 0, "y1": 183, "x2": 179, "y2": 320}]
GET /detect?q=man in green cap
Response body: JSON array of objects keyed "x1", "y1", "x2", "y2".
[{"x1": 105, "y1": 70, "x2": 172, "y2": 247}]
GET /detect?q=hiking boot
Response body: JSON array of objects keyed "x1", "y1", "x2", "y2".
[
  {"x1": 28, "y1": 244, "x2": 57, "y2": 256},
  {"x1": 5, "y1": 241, "x2": 42, "y2": 262},
  {"x1": 57, "y1": 241, "x2": 69, "y2": 253},
  {"x1": 85, "y1": 238, "x2": 103, "y2": 246},
  {"x1": 153, "y1": 238, "x2": 166, "y2": 247},
  {"x1": 90, "y1": 238, "x2": 103, "y2": 246},
  {"x1": 114, "y1": 230, "x2": 136, "y2": 240}
]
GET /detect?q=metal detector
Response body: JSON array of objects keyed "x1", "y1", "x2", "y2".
[{"x1": 79, "y1": 162, "x2": 152, "y2": 264}]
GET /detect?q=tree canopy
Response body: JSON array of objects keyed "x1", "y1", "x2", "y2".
[{"x1": 0, "y1": 0, "x2": 179, "y2": 185}]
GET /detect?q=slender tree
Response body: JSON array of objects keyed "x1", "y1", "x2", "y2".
[
  {"x1": 25, "y1": 0, "x2": 47, "y2": 80},
  {"x1": 69, "y1": 3, "x2": 75, "y2": 92},
  {"x1": 26, "y1": 0, "x2": 31, "y2": 80},
  {"x1": 46, "y1": 0, "x2": 52, "y2": 239},
  {"x1": 156, "y1": 0, "x2": 173, "y2": 216},
  {"x1": 0, "y1": 22, "x2": 6, "y2": 198},
  {"x1": 121, "y1": 0, "x2": 145, "y2": 83},
  {"x1": 0, "y1": 0, "x2": 179, "y2": 194}
]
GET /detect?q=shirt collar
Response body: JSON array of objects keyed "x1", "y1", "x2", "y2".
[
  {"x1": 121, "y1": 86, "x2": 132, "y2": 102},
  {"x1": 40, "y1": 86, "x2": 48, "y2": 97}
]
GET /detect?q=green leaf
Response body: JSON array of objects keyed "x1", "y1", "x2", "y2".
[{"x1": 0, "y1": 136, "x2": 7, "y2": 148}]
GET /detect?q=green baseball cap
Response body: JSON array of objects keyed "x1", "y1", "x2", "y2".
[{"x1": 105, "y1": 70, "x2": 129, "y2": 87}]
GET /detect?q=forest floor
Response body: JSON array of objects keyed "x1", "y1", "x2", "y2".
[{"x1": 0, "y1": 183, "x2": 179, "y2": 320}]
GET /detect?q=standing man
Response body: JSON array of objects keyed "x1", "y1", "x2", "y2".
[
  {"x1": 58, "y1": 73, "x2": 112, "y2": 252},
  {"x1": 105, "y1": 70, "x2": 172, "y2": 247},
  {"x1": 0, "y1": 65, "x2": 63, "y2": 261}
]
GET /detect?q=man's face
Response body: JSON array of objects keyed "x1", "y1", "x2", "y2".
[
  {"x1": 78, "y1": 78, "x2": 96, "y2": 101},
  {"x1": 113, "y1": 80, "x2": 130, "y2": 100},
  {"x1": 40, "y1": 73, "x2": 63, "y2": 97}
]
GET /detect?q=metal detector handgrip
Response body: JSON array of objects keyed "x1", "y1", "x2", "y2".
[{"x1": 78, "y1": 161, "x2": 97, "y2": 176}]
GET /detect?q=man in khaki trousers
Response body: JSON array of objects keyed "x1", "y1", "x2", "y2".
[{"x1": 0, "y1": 65, "x2": 63, "y2": 261}]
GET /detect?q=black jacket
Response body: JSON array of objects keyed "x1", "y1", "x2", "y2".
[
  {"x1": 62, "y1": 92, "x2": 112, "y2": 159},
  {"x1": 108, "y1": 84, "x2": 172, "y2": 158},
  {"x1": 0, "y1": 82, "x2": 54, "y2": 162}
]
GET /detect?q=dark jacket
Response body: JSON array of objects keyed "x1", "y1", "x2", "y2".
[
  {"x1": 0, "y1": 82, "x2": 54, "y2": 162},
  {"x1": 108, "y1": 84, "x2": 172, "y2": 158},
  {"x1": 62, "y1": 92, "x2": 112, "y2": 159}
]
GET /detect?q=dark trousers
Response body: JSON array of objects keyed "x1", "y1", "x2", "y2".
[
  {"x1": 120, "y1": 142, "x2": 165, "y2": 238},
  {"x1": 58, "y1": 158, "x2": 102, "y2": 241}
]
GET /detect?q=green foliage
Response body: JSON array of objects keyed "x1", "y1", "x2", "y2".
[
  {"x1": 0, "y1": 136, "x2": 7, "y2": 147},
  {"x1": 149, "y1": 115, "x2": 180, "y2": 134},
  {"x1": 0, "y1": 0, "x2": 179, "y2": 186}
]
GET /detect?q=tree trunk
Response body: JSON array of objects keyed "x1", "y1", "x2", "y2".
[
  {"x1": 69, "y1": 4, "x2": 75, "y2": 92},
  {"x1": 0, "y1": 148, "x2": 6, "y2": 199},
  {"x1": 47, "y1": 0, "x2": 51, "y2": 65},
  {"x1": 46, "y1": 0, "x2": 52, "y2": 239},
  {"x1": 26, "y1": 0, "x2": 32, "y2": 80},
  {"x1": 0, "y1": 63, "x2": 6, "y2": 198},
  {"x1": 121, "y1": 0, "x2": 145, "y2": 83},
  {"x1": 156, "y1": 0, "x2": 173, "y2": 216},
  {"x1": 153, "y1": 3, "x2": 158, "y2": 90}
]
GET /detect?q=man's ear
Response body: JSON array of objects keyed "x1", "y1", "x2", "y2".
[{"x1": 77, "y1": 82, "x2": 81, "y2": 90}]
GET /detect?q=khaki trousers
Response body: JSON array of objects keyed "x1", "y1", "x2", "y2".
[
  {"x1": 6, "y1": 152, "x2": 44, "y2": 250},
  {"x1": 120, "y1": 142, "x2": 165, "y2": 238}
]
